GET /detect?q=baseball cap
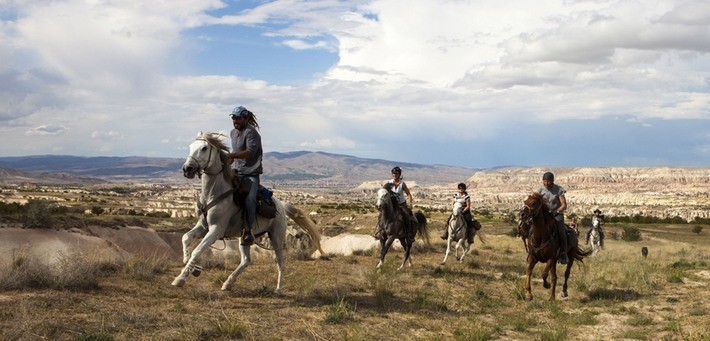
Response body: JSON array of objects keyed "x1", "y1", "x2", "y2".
[{"x1": 230, "y1": 106, "x2": 248, "y2": 118}]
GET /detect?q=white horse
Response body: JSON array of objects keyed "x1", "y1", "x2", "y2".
[
  {"x1": 589, "y1": 220, "x2": 602, "y2": 256},
  {"x1": 172, "y1": 132, "x2": 323, "y2": 292},
  {"x1": 441, "y1": 201, "x2": 474, "y2": 264}
]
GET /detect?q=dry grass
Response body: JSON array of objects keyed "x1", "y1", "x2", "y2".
[{"x1": 0, "y1": 222, "x2": 708, "y2": 340}]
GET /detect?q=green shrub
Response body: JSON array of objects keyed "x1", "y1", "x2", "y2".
[
  {"x1": 692, "y1": 225, "x2": 703, "y2": 235},
  {"x1": 24, "y1": 199, "x2": 54, "y2": 228},
  {"x1": 621, "y1": 226, "x2": 642, "y2": 241}
]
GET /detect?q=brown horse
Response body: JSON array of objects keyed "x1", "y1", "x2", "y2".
[{"x1": 518, "y1": 193, "x2": 591, "y2": 300}]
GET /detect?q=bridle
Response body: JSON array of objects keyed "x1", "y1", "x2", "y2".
[
  {"x1": 518, "y1": 199, "x2": 545, "y2": 253},
  {"x1": 188, "y1": 137, "x2": 224, "y2": 178}
]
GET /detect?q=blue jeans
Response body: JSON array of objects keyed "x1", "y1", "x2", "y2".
[{"x1": 241, "y1": 175, "x2": 260, "y2": 230}]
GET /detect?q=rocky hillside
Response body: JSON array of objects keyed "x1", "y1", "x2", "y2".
[
  {"x1": 416, "y1": 167, "x2": 710, "y2": 222},
  {"x1": 0, "y1": 153, "x2": 474, "y2": 186}
]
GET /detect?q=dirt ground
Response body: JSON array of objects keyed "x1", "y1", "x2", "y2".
[{"x1": 0, "y1": 220, "x2": 708, "y2": 340}]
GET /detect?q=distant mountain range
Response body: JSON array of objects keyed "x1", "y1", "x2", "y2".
[{"x1": 0, "y1": 152, "x2": 476, "y2": 186}]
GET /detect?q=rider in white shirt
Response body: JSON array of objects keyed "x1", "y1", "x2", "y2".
[
  {"x1": 586, "y1": 209, "x2": 606, "y2": 247},
  {"x1": 441, "y1": 182, "x2": 475, "y2": 243}
]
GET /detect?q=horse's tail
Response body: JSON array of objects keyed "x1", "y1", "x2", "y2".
[
  {"x1": 414, "y1": 211, "x2": 431, "y2": 247},
  {"x1": 283, "y1": 202, "x2": 324, "y2": 255},
  {"x1": 476, "y1": 230, "x2": 488, "y2": 244},
  {"x1": 574, "y1": 245, "x2": 593, "y2": 262}
]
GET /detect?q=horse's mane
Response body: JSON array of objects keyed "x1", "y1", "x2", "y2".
[
  {"x1": 199, "y1": 132, "x2": 233, "y2": 182},
  {"x1": 381, "y1": 183, "x2": 399, "y2": 209},
  {"x1": 526, "y1": 192, "x2": 550, "y2": 212},
  {"x1": 525, "y1": 192, "x2": 557, "y2": 232}
]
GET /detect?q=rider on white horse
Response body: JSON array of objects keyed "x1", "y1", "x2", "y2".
[
  {"x1": 226, "y1": 106, "x2": 262, "y2": 246},
  {"x1": 586, "y1": 208, "x2": 606, "y2": 247},
  {"x1": 441, "y1": 182, "x2": 475, "y2": 244}
]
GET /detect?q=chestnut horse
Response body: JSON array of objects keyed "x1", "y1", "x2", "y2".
[{"x1": 518, "y1": 193, "x2": 591, "y2": 300}]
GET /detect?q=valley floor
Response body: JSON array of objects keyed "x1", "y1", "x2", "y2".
[{"x1": 1, "y1": 222, "x2": 708, "y2": 340}]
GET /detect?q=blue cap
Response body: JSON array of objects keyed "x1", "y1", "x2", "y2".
[{"x1": 230, "y1": 106, "x2": 248, "y2": 117}]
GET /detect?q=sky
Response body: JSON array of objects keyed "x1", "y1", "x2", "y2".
[{"x1": 1, "y1": 0, "x2": 709, "y2": 168}]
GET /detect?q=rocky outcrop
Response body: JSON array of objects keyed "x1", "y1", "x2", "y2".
[{"x1": 418, "y1": 167, "x2": 710, "y2": 222}]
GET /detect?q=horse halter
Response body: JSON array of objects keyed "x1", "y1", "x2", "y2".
[{"x1": 187, "y1": 137, "x2": 223, "y2": 177}]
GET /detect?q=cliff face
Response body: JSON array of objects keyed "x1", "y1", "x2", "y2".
[{"x1": 423, "y1": 167, "x2": 710, "y2": 222}]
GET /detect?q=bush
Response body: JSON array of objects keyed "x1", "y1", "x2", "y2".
[
  {"x1": 621, "y1": 226, "x2": 642, "y2": 242},
  {"x1": 692, "y1": 225, "x2": 703, "y2": 235},
  {"x1": 24, "y1": 199, "x2": 54, "y2": 228},
  {"x1": 90, "y1": 206, "x2": 104, "y2": 215}
]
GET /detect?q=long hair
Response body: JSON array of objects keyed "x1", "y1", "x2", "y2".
[{"x1": 243, "y1": 110, "x2": 260, "y2": 130}]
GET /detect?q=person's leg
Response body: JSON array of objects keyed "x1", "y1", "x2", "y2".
[
  {"x1": 441, "y1": 214, "x2": 452, "y2": 239},
  {"x1": 464, "y1": 211, "x2": 474, "y2": 243},
  {"x1": 242, "y1": 176, "x2": 259, "y2": 245},
  {"x1": 586, "y1": 228, "x2": 591, "y2": 244},
  {"x1": 556, "y1": 217, "x2": 569, "y2": 264}
]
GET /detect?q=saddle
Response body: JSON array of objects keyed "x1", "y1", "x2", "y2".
[{"x1": 231, "y1": 174, "x2": 277, "y2": 219}]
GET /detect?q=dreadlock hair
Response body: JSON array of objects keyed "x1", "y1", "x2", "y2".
[{"x1": 243, "y1": 110, "x2": 260, "y2": 130}]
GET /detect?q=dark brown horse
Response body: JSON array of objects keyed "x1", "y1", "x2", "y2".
[
  {"x1": 375, "y1": 185, "x2": 430, "y2": 270},
  {"x1": 518, "y1": 192, "x2": 591, "y2": 300}
]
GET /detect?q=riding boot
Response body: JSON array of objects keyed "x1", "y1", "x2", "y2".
[
  {"x1": 374, "y1": 227, "x2": 383, "y2": 240},
  {"x1": 466, "y1": 226, "x2": 474, "y2": 244},
  {"x1": 241, "y1": 227, "x2": 255, "y2": 246}
]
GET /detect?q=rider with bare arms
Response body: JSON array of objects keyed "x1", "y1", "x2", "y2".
[
  {"x1": 536, "y1": 172, "x2": 570, "y2": 264},
  {"x1": 441, "y1": 182, "x2": 475, "y2": 244},
  {"x1": 226, "y1": 106, "x2": 262, "y2": 246},
  {"x1": 375, "y1": 166, "x2": 417, "y2": 239}
]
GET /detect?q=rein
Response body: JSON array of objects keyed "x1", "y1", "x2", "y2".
[
  {"x1": 521, "y1": 199, "x2": 553, "y2": 257},
  {"x1": 191, "y1": 137, "x2": 233, "y2": 223},
  {"x1": 190, "y1": 137, "x2": 224, "y2": 178}
]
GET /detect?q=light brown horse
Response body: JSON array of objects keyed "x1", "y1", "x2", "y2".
[{"x1": 518, "y1": 193, "x2": 591, "y2": 300}]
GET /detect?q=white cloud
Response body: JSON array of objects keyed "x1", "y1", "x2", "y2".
[
  {"x1": 91, "y1": 130, "x2": 124, "y2": 140},
  {"x1": 1, "y1": 0, "x2": 709, "y2": 165},
  {"x1": 25, "y1": 124, "x2": 68, "y2": 136},
  {"x1": 299, "y1": 137, "x2": 357, "y2": 149}
]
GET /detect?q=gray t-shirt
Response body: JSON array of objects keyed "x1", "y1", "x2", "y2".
[
  {"x1": 230, "y1": 125, "x2": 263, "y2": 175},
  {"x1": 536, "y1": 184, "x2": 566, "y2": 212}
]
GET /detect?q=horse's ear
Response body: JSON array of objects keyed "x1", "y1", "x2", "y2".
[{"x1": 196, "y1": 131, "x2": 203, "y2": 138}]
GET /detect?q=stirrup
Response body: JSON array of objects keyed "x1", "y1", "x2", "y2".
[{"x1": 241, "y1": 230, "x2": 255, "y2": 245}]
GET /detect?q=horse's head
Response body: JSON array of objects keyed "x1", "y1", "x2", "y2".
[
  {"x1": 452, "y1": 201, "x2": 464, "y2": 217},
  {"x1": 375, "y1": 187, "x2": 391, "y2": 210},
  {"x1": 518, "y1": 192, "x2": 550, "y2": 236},
  {"x1": 183, "y1": 132, "x2": 231, "y2": 181}
]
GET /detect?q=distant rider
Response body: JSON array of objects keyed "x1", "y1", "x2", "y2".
[
  {"x1": 536, "y1": 172, "x2": 570, "y2": 264},
  {"x1": 226, "y1": 106, "x2": 262, "y2": 246},
  {"x1": 441, "y1": 182, "x2": 476, "y2": 244},
  {"x1": 586, "y1": 209, "x2": 606, "y2": 247}
]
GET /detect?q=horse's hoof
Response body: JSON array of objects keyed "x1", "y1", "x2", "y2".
[
  {"x1": 561, "y1": 292, "x2": 568, "y2": 298},
  {"x1": 543, "y1": 282, "x2": 551, "y2": 289},
  {"x1": 191, "y1": 268, "x2": 201, "y2": 277},
  {"x1": 524, "y1": 295, "x2": 533, "y2": 301},
  {"x1": 171, "y1": 278, "x2": 185, "y2": 287},
  {"x1": 220, "y1": 282, "x2": 232, "y2": 291}
]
